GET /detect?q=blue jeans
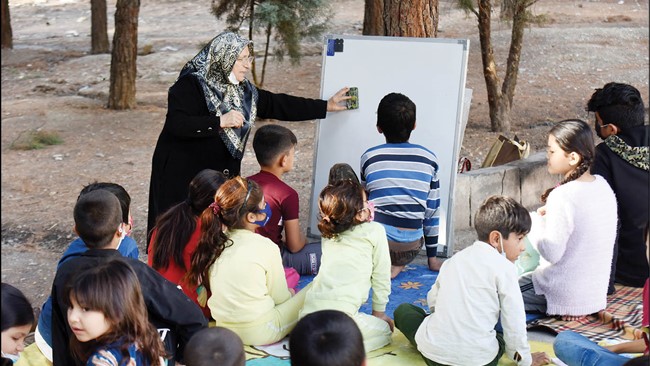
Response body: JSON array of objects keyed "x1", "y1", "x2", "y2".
[{"x1": 553, "y1": 331, "x2": 630, "y2": 366}]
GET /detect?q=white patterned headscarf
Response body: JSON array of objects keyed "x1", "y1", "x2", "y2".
[{"x1": 178, "y1": 31, "x2": 259, "y2": 160}]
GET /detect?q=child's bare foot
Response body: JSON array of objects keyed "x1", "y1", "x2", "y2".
[
  {"x1": 428, "y1": 257, "x2": 443, "y2": 271},
  {"x1": 391, "y1": 265, "x2": 405, "y2": 279}
]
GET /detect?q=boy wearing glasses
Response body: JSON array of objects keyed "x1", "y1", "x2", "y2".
[
  {"x1": 360, "y1": 92, "x2": 442, "y2": 278},
  {"x1": 588, "y1": 82, "x2": 649, "y2": 291},
  {"x1": 248, "y1": 124, "x2": 322, "y2": 275}
]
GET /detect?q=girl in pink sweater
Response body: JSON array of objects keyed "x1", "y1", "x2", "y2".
[{"x1": 520, "y1": 119, "x2": 617, "y2": 318}]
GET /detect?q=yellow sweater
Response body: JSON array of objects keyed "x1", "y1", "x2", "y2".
[
  {"x1": 301, "y1": 222, "x2": 391, "y2": 316},
  {"x1": 207, "y1": 229, "x2": 291, "y2": 325}
]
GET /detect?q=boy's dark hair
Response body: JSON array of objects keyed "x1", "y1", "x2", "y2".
[
  {"x1": 79, "y1": 182, "x2": 131, "y2": 224},
  {"x1": 252, "y1": 124, "x2": 297, "y2": 167},
  {"x1": 290, "y1": 310, "x2": 365, "y2": 366},
  {"x1": 474, "y1": 195, "x2": 531, "y2": 242},
  {"x1": 377, "y1": 92, "x2": 416, "y2": 143},
  {"x1": 184, "y1": 327, "x2": 245, "y2": 366},
  {"x1": 586, "y1": 82, "x2": 645, "y2": 129},
  {"x1": 622, "y1": 355, "x2": 649, "y2": 366},
  {"x1": 73, "y1": 189, "x2": 122, "y2": 249},
  {"x1": 1, "y1": 283, "x2": 34, "y2": 331}
]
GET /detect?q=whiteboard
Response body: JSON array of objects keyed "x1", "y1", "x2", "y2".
[{"x1": 308, "y1": 35, "x2": 469, "y2": 257}]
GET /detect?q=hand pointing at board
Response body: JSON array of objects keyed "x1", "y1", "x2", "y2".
[{"x1": 327, "y1": 87, "x2": 353, "y2": 112}]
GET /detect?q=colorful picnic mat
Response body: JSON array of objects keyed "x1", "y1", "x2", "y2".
[
  {"x1": 239, "y1": 264, "x2": 551, "y2": 365},
  {"x1": 528, "y1": 284, "x2": 646, "y2": 343},
  {"x1": 244, "y1": 328, "x2": 557, "y2": 365}
]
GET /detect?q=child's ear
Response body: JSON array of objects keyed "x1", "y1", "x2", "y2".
[
  {"x1": 280, "y1": 154, "x2": 288, "y2": 167},
  {"x1": 376, "y1": 126, "x2": 383, "y2": 134},
  {"x1": 487, "y1": 230, "x2": 500, "y2": 249},
  {"x1": 413, "y1": 121, "x2": 417, "y2": 130},
  {"x1": 568, "y1": 152, "x2": 581, "y2": 166},
  {"x1": 72, "y1": 224, "x2": 79, "y2": 236},
  {"x1": 607, "y1": 124, "x2": 620, "y2": 135}
]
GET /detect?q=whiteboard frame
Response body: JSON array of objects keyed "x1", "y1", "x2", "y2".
[{"x1": 307, "y1": 35, "x2": 470, "y2": 258}]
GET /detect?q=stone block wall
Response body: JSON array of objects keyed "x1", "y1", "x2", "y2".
[{"x1": 449, "y1": 152, "x2": 561, "y2": 253}]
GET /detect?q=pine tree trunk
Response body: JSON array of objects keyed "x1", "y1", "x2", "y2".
[
  {"x1": 363, "y1": 0, "x2": 437, "y2": 37},
  {"x1": 477, "y1": 0, "x2": 506, "y2": 132},
  {"x1": 363, "y1": 0, "x2": 385, "y2": 36},
  {"x1": 90, "y1": 0, "x2": 109, "y2": 54},
  {"x1": 108, "y1": 0, "x2": 140, "y2": 110},
  {"x1": 1, "y1": 0, "x2": 13, "y2": 49}
]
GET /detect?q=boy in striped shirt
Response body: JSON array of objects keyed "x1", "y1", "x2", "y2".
[{"x1": 360, "y1": 92, "x2": 442, "y2": 278}]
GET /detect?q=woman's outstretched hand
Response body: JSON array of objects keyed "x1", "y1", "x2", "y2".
[
  {"x1": 326, "y1": 87, "x2": 351, "y2": 112},
  {"x1": 220, "y1": 110, "x2": 245, "y2": 128}
]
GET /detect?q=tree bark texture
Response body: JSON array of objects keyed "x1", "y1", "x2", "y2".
[
  {"x1": 477, "y1": 0, "x2": 506, "y2": 131},
  {"x1": 91, "y1": 0, "x2": 109, "y2": 54},
  {"x1": 1, "y1": 0, "x2": 13, "y2": 49},
  {"x1": 363, "y1": 0, "x2": 385, "y2": 35},
  {"x1": 108, "y1": 0, "x2": 139, "y2": 110},
  {"x1": 363, "y1": 0, "x2": 438, "y2": 37}
]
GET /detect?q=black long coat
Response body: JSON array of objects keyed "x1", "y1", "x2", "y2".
[{"x1": 147, "y1": 74, "x2": 327, "y2": 238}]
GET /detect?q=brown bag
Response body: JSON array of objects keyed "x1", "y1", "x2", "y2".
[{"x1": 481, "y1": 135, "x2": 531, "y2": 168}]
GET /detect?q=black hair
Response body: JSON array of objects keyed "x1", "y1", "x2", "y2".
[
  {"x1": 73, "y1": 189, "x2": 123, "y2": 249},
  {"x1": 586, "y1": 82, "x2": 645, "y2": 130},
  {"x1": 541, "y1": 119, "x2": 595, "y2": 203},
  {"x1": 328, "y1": 163, "x2": 361, "y2": 186},
  {"x1": 252, "y1": 124, "x2": 297, "y2": 167},
  {"x1": 79, "y1": 182, "x2": 131, "y2": 224},
  {"x1": 290, "y1": 310, "x2": 365, "y2": 366},
  {"x1": 150, "y1": 169, "x2": 227, "y2": 271},
  {"x1": 474, "y1": 195, "x2": 531, "y2": 242},
  {"x1": 184, "y1": 327, "x2": 245, "y2": 366},
  {"x1": 1, "y1": 283, "x2": 34, "y2": 332},
  {"x1": 377, "y1": 92, "x2": 416, "y2": 143}
]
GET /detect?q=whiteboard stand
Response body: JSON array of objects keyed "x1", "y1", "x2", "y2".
[{"x1": 308, "y1": 35, "x2": 470, "y2": 258}]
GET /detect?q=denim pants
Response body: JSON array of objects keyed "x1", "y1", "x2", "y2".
[{"x1": 553, "y1": 331, "x2": 630, "y2": 366}]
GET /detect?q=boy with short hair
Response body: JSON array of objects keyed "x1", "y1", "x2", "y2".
[
  {"x1": 35, "y1": 182, "x2": 139, "y2": 362},
  {"x1": 184, "y1": 327, "x2": 245, "y2": 366},
  {"x1": 360, "y1": 92, "x2": 441, "y2": 278},
  {"x1": 50, "y1": 189, "x2": 207, "y2": 366},
  {"x1": 248, "y1": 124, "x2": 321, "y2": 275},
  {"x1": 587, "y1": 82, "x2": 649, "y2": 290},
  {"x1": 394, "y1": 195, "x2": 549, "y2": 366},
  {"x1": 290, "y1": 310, "x2": 366, "y2": 366}
]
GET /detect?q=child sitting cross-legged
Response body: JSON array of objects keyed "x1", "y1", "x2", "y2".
[
  {"x1": 299, "y1": 179, "x2": 393, "y2": 352},
  {"x1": 248, "y1": 124, "x2": 322, "y2": 276},
  {"x1": 394, "y1": 195, "x2": 549, "y2": 366},
  {"x1": 186, "y1": 176, "x2": 308, "y2": 346}
]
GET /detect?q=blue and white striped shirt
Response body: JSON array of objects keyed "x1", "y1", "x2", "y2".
[{"x1": 360, "y1": 142, "x2": 440, "y2": 257}]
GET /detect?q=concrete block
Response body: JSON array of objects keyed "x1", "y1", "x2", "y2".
[
  {"x1": 508, "y1": 152, "x2": 561, "y2": 210},
  {"x1": 452, "y1": 173, "x2": 471, "y2": 231},
  {"x1": 466, "y1": 165, "x2": 519, "y2": 226}
]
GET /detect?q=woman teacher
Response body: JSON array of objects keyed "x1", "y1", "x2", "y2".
[{"x1": 147, "y1": 31, "x2": 350, "y2": 240}]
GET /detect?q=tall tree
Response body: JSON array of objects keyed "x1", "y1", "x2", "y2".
[
  {"x1": 211, "y1": 0, "x2": 331, "y2": 87},
  {"x1": 1, "y1": 0, "x2": 12, "y2": 49},
  {"x1": 460, "y1": 0, "x2": 538, "y2": 132},
  {"x1": 363, "y1": 0, "x2": 438, "y2": 37},
  {"x1": 90, "y1": 0, "x2": 109, "y2": 54},
  {"x1": 107, "y1": 0, "x2": 139, "y2": 110}
]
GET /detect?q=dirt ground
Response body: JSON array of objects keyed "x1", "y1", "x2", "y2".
[{"x1": 1, "y1": 0, "x2": 648, "y2": 307}]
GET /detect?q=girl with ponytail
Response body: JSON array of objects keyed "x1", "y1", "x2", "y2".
[
  {"x1": 148, "y1": 169, "x2": 226, "y2": 319},
  {"x1": 185, "y1": 176, "x2": 307, "y2": 346},
  {"x1": 521, "y1": 119, "x2": 617, "y2": 319}
]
